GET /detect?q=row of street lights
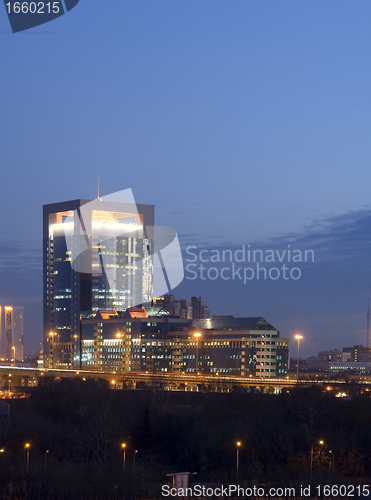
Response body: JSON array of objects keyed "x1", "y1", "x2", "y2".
[
  {"x1": 4, "y1": 443, "x2": 137, "y2": 476},
  {"x1": 237, "y1": 439, "x2": 334, "y2": 480},
  {"x1": 123, "y1": 440, "x2": 243, "y2": 479},
  {"x1": 6, "y1": 439, "x2": 335, "y2": 479}
]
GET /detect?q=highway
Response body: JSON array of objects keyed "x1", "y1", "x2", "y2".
[{"x1": 0, "y1": 365, "x2": 366, "y2": 393}]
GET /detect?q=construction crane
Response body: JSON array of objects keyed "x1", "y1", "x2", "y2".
[{"x1": 367, "y1": 287, "x2": 371, "y2": 348}]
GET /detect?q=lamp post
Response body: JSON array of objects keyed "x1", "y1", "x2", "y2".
[
  {"x1": 310, "y1": 439, "x2": 324, "y2": 480},
  {"x1": 45, "y1": 449, "x2": 49, "y2": 474},
  {"x1": 12, "y1": 346, "x2": 15, "y2": 367},
  {"x1": 25, "y1": 443, "x2": 30, "y2": 475},
  {"x1": 236, "y1": 441, "x2": 241, "y2": 480},
  {"x1": 294, "y1": 334, "x2": 303, "y2": 381},
  {"x1": 73, "y1": 335, "x2": 78, "y2": 369},
  {"x1": 194, "y1": 333, "x2": 201, "y2": 374},
  {"x1": 133, "y1": 449, "x2": 138, "y2": 474},
  {"x1": 121, "y1": 443, "x2": 126, "y2": 473},
  {"x1": 329, "y1": 449, "x2": 335, "y2": 477},
  {"x1": 49, "y1": 332, "x2": 56, "y2": 369},
  {"x1": 117, "y1": 333, "x2": 123, "y2": 372}
]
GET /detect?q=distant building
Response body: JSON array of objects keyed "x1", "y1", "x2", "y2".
[
  {"x1": 342, "y1": 345, "x2": 371, "y2": 363},
  {"x1": 305, "y1": 356, "x2": 318, "y2": 370},
  {"x1": 318, "y1": 346, "x2": 371, "y2": 372},
  {"x1": 4, "y1": 306, "x2": 24, "y2": 361},
  {"x1": 158, "y1": 295, "x2": 210, "y2": 320},
  {"x1": 329, "y1": 361, "x2": 371, "y2": 375},
  {"x1": 318, "y1": 350, "x2": 345, "y2": 371}
]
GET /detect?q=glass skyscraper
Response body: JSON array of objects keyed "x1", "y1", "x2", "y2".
[{"x1": 43, "y1": 197, "x2": 154, "y2": 368}]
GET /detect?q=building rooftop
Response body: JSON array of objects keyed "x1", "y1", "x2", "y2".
[{"x1": 192, "y1": 316, "x2": 276, "y2": 331}]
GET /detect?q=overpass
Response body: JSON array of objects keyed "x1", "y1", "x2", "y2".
[{"x1": 0, "y1": 365, "x2": 366, "y2": 395}]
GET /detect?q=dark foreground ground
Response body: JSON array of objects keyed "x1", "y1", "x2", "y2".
[{"x1": 0, "y1": 379, "x2": 369, "y2": 499}]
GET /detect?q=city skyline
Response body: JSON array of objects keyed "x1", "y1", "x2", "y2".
[
  {"x1": 2, "y1": 1, "x2": 371, "y2": 357},
  {"x1": 1, "y1": 189, "x2": 371, "y2": 357}
]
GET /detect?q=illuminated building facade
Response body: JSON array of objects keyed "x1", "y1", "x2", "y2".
[
  {"x1": 276, "y1": 338, "x2": 290, "y2": 375},
  {"x1": 43, "y1": 198, "x2": 154, "y2": 368},
  {"x1": 4, "y1": 306, "x2": 24, "y2": 361},
  {"x1": 80, "y1": 311, "x2": 289, "y2": 377}
]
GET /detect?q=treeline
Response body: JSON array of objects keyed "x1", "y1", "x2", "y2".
[{"x1": 0, "y1": 380, "x2": 369, "y2": 498}]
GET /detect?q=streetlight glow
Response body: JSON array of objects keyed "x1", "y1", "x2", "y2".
[
  {"x1": 25, "y1": 443, "x2": 30, "y2": 475},
  {"x1": 236, "y1": 441, "x2": 241, "y2": 480},
  {"x1": 122, "y1": 442, "x2": 126, "y2": 473},
  {"x1": 194, "y1": 333, "x2": 201, "y2": 374},
  {"x1": 294, "y1": 334, "x2": 303, "y2": 381}
]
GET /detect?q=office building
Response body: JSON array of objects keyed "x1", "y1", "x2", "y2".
[
  {"x1": 276, "y1": 338, "x2": 290, "y2": 375},
  {"x1": 318, "y1": 345, "x2": 371, "y2": 371},
  {"x1": 342, "y1": 345, "x2": 371, "y2": 363},
  {"x1": 4, "y1": 306, "x2": 24, "y2": 361},
  {"x1": 160, "y1": 295, "x2": 210, "y2": 319},
  {"x1": 329, "y1": 361, "x2": 371, "y2": 375},
  {"x1": 43, "y1": 197, "x2": 154, "y2": 368},
  {"x1": 80, "y1": 309, "x2": 289, "y2": 377},
  {"x1": 318, "y1": 350, "x2": 344, "y2": 371}
]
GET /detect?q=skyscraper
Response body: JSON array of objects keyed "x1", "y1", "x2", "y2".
[
  {"x1": 4, "y1": 306, "x2": 24, "y2": 361},
  {"x1": 43, "y1": 197, "x2": 155, "y2": 368}
]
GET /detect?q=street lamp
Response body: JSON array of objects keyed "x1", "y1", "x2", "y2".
[
  {"x1": 294, "y1": 334, "x2": 303, "y2": 381},
  {"x1": 133, "y1": 449, "x2": 138, "y2": 474},
  {"x1": 117, "y1": 333, "x2": 123, "y2": 372},
  {"x1": 194, "y1": 333, "x2": 201, "y2": 374},
  {"x1": 329, "y1": 449, "x2": 335, "y2": 476},
  {"x1": 310, "y1": 439, "x2": 324, "y2": 480},
  {"x1": 236, "y1": 441, "x2": 241, "y2": 480},
  {"x1": 49, "y1": 332, "x2": 56, "y2": 369},
  {"x1": 73, "y1": 335, "x2": 78, "y2": 369},
  {"x1": 25, "y1": 443, "x2": 30, "y2": 475},
  {"x1": 121, "y1": 443, "x2": 126, "y2": 473},
  {"x1": 45, "y1": 449, "x2": 49, "y2": 474},
  {"x1": 12, "y1": 346, "x2": 15, "y2": 367}
]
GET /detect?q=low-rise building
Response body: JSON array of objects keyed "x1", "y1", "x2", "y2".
[
  {"x1": 329, "y1": 361, "x2": 371, "y2": 375},
  {"x1": 78, "y1": 309, "x2": 289, "y2": 378}
]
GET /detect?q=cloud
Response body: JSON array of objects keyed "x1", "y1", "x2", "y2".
[{"x1": 180, "y1": 206, "x2": 371, "y2": 264}]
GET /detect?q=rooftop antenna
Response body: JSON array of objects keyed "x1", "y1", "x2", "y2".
[{"x1": 367, "y1": 286, "x2": 371, "y2": 348}]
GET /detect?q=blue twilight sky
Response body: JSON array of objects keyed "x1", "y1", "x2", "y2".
[{"x1": 1, "y1": 0, "x2": 371, "y2": 356}]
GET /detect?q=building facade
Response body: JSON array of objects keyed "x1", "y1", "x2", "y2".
[
  {"x1": 318, "y1": 346, "x2": 371, "y2": 371},
  {"x1": 43, "y1": 198, "x2": 154, "y2": 368},
  {"x1": 160, "y1": 295, "x2": 210, "y2": 320},
  {"x1": 4, "y1": 306, "x2": 24, "y2": 361},
  {"x1": 80, "y1": 311, "x2": 289, "y2": 377}
]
